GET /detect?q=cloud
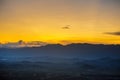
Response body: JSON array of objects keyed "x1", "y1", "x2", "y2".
[
  {"x1": 62, "y1": 25, "x2": 71, "y2": 29},
  {"x1": 104, "y1": 31, "x2": 120, "y2": 36},
  {"x1": 0, "y1": 40, "x2": 48, "y2": 48}
]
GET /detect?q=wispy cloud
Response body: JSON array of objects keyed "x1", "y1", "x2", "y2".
[
  {"x1": 62, "y1": 25, "x2": 71, "y2": 29},
  {"x1": 104, "y1": 31, "x2": 120, "y2": 36}
]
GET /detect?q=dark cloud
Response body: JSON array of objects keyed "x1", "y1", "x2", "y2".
[
  {"x1": 103, "y1": 0, "x2": 120, "y2": 3},
  {"x1": 0, "y1": 0, "x2": 5, "y2": 7},
  {"x1": 104, "y1": 31, "x2": 120, "y2": 36},
  {"x1": 62, "y1": 25, "x2": 71, "y2": 29},
  {"x1": 0, "y1": 0, "x2": 4, "y2": 4}
]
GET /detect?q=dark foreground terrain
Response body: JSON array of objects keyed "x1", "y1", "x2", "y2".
[
  {"x1": 0, "y1": 44, "x2": 120, "y2": 80},
  {"x1": 0, "y1": 57, "x2": 120, "y2": 80}
]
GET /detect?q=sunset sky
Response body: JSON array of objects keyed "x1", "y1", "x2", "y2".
[{"x1": 0, "y1": 0, "x2": 120, "y2": 44}]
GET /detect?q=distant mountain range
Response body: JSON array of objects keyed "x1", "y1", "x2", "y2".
[
  {"x1": 0, "y1": 40, "x2": 120, "y2": 48},
  {"x1": 0, "y1": 43, "x2": 120, "y2": 59},
  {"x1": 0, "y1": 43, "x2": 120, "y2": 75}
]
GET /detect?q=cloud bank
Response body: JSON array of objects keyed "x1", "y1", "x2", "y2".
[{"x1": 0, "y1": 40, "x2": 47, "y2": 48}]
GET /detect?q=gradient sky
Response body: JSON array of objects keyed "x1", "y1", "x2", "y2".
[{"x1": 0, "y1": 0, "x2": 120, "y2": 44}]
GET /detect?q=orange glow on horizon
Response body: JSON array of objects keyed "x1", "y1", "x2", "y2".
[{"x1": 0, "y1": 0, "x2": 120, "y2": 44}]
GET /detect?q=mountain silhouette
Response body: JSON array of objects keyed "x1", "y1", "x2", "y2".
[{"x1": 0, "y1": 43, "x2": 120, "y2": 59}]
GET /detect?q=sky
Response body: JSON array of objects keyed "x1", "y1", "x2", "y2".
[{"x1": 0, "y1": 0, "x2": 120, "y2": 44}]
